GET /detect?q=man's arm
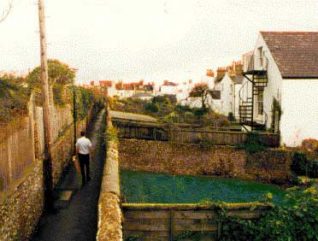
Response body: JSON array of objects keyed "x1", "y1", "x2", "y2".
[{"x1": 75, "y1": 141, "x2": 79, "y2": 154}]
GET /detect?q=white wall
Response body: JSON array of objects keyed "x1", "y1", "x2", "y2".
[
  {"x1": 159, "y1": 85, "x2": 178, "y2": 96},
  {"x1": 233, "y1": 83, "x2": 242, "y2": 119},
  {"x1": 280, "y1": 79, "x2": 318, "y2": 147},
  {"x1": 252, "y1": 34, "x2": 283, "y2": 128},
  {"x1": 212, "y1": 74, "x2": 235, "y2": 116}
]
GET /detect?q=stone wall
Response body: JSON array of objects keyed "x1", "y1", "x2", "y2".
[
  {"x1": 51, "y1": 118, "x2": 87, "y2": 186},
  {"x1": 119, "y1": 139, "x2": 292, "y2": 184},
  {"x1": 0, "y1": 159, "x2": 43, "y2": 241},
  {"x1": 97, "y1": 110, "x2": 123, "y2": 241},
  {"x1": 0, "y1": 108, "x2": 95, "y2": 241}
]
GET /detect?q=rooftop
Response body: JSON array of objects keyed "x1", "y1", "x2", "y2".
[{"x1": 261, "y1": 31, "x2": 318, "y2": 78}]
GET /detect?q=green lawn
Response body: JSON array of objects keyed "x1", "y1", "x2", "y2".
[{"x1": 120, "y1": 170, "x2": 286, "y2": 205}]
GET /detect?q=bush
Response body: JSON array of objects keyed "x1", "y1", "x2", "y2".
[
  {"x1": 302, "y1": 138, "x2": 318, "y2": 152},
  {"x1": 175, "y1": 104, "x2": 191, "y2": 113},
  {"x1": 228, "y1": 112, "x2": 235, "y2": 121},
  {"x1": 106, "y1": 126, "x2": 118, "y2": 143},
  {"x1": 220, "y1": 187, "x2": 318, "y2": 241},
  {"x1": 291, "y1": 152, "x2": 309, "y2": 176},
  {"x1": 237, "y1": 132, "x2": 265, "y2": 154},
  {"x1": 0, "y1": 75, "x2": 30, "y2": 123},
  {"x1": 144, "y1": 102, "x2": 158, "y2": 113},
  {"x1": 309, "y1": 160, "x2": 318, "y2": 178},
  {"x1": 152, "y1": 95, "x2": 170, "y2": 104}
]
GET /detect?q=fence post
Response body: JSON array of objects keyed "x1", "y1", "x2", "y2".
[{"x1": 169, "y1": 210, "x2": 173, "y2": 241}]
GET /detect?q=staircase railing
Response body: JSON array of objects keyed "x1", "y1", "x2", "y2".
[{"x1": 238, "y1": 80, "x2": 250, "y2": 105}]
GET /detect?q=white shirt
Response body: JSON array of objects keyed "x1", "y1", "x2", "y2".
[{"x1": 76, "y1": 136, "x2": 92, "y2": 155}]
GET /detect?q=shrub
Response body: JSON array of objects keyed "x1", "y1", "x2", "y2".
[
  {"x1": 220, "y1": 187, "x2": 318, "y2": 241},
  {"x1": 302, "y1": 138, "x2": 318, "y2": 152},
  {"x1": 309, "y1": 160, "x2": 318, "y2": 178},
  {"x1": 237, "y1": 132, "x2": 265, "y2": 154},
  {"x1": 152, "y1": 95, "x2": 170, "y2": 104},
  {"x1": 106, "y1": 126, "x2": 118, "y2": 143},
  {"x1": 228, "y1": 112, "x2": 235, "y2": 121},
  {"x1": 175, "y1": 104, "x2": 191, "y2": 113},
  {"x1": 0, "y1": 75, "x2": 30, "y2": 123},
  {"x1": 144, "y1": 102, "x2": 158, "y2": 113},
  {"x1": 291, "y1": 152, "x2": 310, "y2": 176}
]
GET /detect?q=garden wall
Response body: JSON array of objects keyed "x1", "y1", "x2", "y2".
[
  {"x1": 97, "y1": 108, "x2": 123, "y2": 241},
  {"x1": 122, "y1": 203, "x2": 270, "y2": 241},
  {"x1": 119, "y1": 139, "x2": 292, "y2": 184},
  {"x1": 0, "y1": 95, "x2": 95, "y2": 241}
]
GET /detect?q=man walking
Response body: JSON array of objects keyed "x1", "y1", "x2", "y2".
[{"x1": 76, "y1": 131, "x2": 93, "y2": 187}]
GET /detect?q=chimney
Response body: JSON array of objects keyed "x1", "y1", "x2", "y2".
[
  {"x1": 216, "y1": 67, "x2": 226, "y2": 77},
  {"x1": 234, "y1": 61, "x2": 243, "y2": 75},
  {"x1": 206, "y1": 69, "x2": 215, "y2": 77}
]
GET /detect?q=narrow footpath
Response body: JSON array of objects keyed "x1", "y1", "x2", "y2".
[{"x1": 31, "y1": 110, "x2": 106, "y2": 241}]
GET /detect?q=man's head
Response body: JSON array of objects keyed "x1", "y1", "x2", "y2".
[{"x1": 80, "y1": 131, "x2": 85, "y2": 137}]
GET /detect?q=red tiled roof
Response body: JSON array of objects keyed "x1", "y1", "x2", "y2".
[
  {"x1": 261, "y1": 31, "x2": 318, "y2": 78},
  {"x1": 99, "y1": 80, "x2": 113, "y2": 87},
  {"x1": 163, "y1": 80, "x2": 177, "y2": 86}
]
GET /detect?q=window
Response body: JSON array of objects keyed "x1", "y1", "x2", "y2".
[
  {"x1": 257, "y1": 89, "x2": 264, "y2": 115},
  {"x1": 258, "y1": 47, "x2": 263, "y2": 67}
]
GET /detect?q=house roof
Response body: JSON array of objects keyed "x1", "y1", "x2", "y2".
[
  {"x1": 99, "y1": 80, "x2": 113, "y2": 87},
  {"x1": 162, "y1": 80, "x2": 178, "y2": 86},
  {"x1": 230, "y1": 75, "x2": 243, "y2": 84},
  {"x1": 261, "y1": 31, "x2": 318, "y2": 78},
  {"x1": 132, "y1": 92, "x2": 153, "y2": 98}
]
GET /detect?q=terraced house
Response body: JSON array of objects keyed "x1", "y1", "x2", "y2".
[{"x1": 240, "y1": 31, "x2": 318, "y2": 146}]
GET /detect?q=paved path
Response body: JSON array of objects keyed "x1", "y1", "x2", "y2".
[{"x1": 31, "y1": 110, "x2": 106, "y2": 241}]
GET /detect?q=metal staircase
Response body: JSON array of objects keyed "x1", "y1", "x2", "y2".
[{"x1": 239, "y1": 60, "x2": 268, "y2": 131}]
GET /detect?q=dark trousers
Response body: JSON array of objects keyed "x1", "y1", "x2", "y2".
[{"x1": 78, "y1": 154, "x2": 90, "y2": 185}]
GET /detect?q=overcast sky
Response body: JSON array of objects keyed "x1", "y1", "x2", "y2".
[{"x1": 0, "y1": 0, "x2": 317, "y2": 83}]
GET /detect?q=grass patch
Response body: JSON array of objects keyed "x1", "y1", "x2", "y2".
[{"x1": 120, "y1": 170, "x2": 286, "y2": 205}]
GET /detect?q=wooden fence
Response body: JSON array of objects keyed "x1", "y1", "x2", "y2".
[
  {"x1": 113, "y1": 120, "x2": 168, "y2": 141},
  {"x1": 122, "y1": 203, "x2": 270, "y2": 241},
  {"x1": 169, "y1": 128, "x2": 280, "y2": 147},
  {"x1": 0, "y1": 94, "x2": 75, "y2": 192},
  {"x1": 113, "y1": 119, "x2": 280, "y2": 147}
]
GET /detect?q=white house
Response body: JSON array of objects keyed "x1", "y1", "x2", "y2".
[
  {"x1": 212, "y1": 63, "x2": 243, "y2": 118},
  {"x1": 158, "y1": 80, "x2": 179, "y2": 96},
  {"x1": 176, "y1": 79, "x2": 194, "y2": 104},
  {"x1": 240, "y1": 31, "x2": 318, "y2": 147}
]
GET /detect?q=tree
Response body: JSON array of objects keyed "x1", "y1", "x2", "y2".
[
  {"x1": 27, "y1": 59, "x2": 76, "y2": 89},
  {"x1": 0, "y1": 0, "x2": 12, "y2": 23},
  {"x1": 189, "y1": 83, "x2": 212, "y2": 111},
  {"x1": 27, "y1": 59, "x2": 76, "y2": 106}
]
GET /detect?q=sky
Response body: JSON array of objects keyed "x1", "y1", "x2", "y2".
[{"x1": 0, "y1": 0, "x2": 317, "y2": 84}]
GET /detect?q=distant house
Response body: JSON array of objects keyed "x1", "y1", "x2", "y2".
[
  {"x1": 159, "y1": 80, "x2": 178, "y2": 96},
  {"x1": 212, "y1": 62, "x2": 243, "y2": 118},
  {"x1": 131, "y1": 92, "x2": 153, "y2": 101},
  {"x1": 101, "y1": 80, "x2": 152, "y2": 99},
  {"x1": 240, "y1": 31, "x2": 318, "y2": 146},
  {"x1": 99, "y1": 80, "x2": 114, "y2": 96},
  {"x1": 176, "y1": 79, "x2": 195, "y2": 104}
]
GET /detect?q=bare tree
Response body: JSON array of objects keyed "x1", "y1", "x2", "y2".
[{"x1": 0, "y1": 0, "x2": 13, "y2": 23}]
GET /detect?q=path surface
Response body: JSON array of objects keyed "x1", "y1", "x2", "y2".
[{"x1": 31, "y1": 110, "x2": 106, "y2": 241}]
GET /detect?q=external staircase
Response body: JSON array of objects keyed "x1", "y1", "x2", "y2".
[{"x1": 239, "y1": 68, "x2": 268, "y2": 131}]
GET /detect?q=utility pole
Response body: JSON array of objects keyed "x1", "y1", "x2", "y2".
[{"x1": 38, "y1": 0, "x2": 53, "y2": 211}]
